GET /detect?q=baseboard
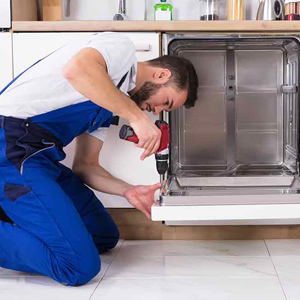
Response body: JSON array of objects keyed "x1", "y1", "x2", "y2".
[{"x1": 107, "y1": 208, "x2": 300, "y2": 240}]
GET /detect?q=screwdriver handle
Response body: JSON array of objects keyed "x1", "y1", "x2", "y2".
[
  {"x1": 119, "y1": 120, "x2": 168, "y2": 144},
  {"x1": 119, "y1": 125, "x2": 139, "y2": 143}
]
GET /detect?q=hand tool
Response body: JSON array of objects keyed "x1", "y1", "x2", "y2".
[{"x1": 119, "y1": 120, "x2": 169, "y2": 187}]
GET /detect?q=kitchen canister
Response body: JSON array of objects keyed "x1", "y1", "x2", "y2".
[
  {"x1": 12, "y1": 0, "x2": 38, "y2": 21},
  {"x1": 199, "y1": 0, "x2": 221, "y2": 20},
  {"x1": 41, "y1": 0, "x2": 71, "y2": 21},
  {"x1": 227, "y1": 0, "x2": 245, "y2": 20}
]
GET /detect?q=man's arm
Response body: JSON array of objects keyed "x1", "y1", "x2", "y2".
[
  {"x1": 72, "y1": 132, "x2": 132, "y2": 197},
  {"x1": 72, "y1": 133, "x2": 161, "y2": 219},
  {"x1": 62, "y1": 48, "x2": 161, "y2": 160}
]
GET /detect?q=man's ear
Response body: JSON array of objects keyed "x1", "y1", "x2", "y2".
[{"x1": 153, "y1": 68, "x2": 171, "y2": 84}]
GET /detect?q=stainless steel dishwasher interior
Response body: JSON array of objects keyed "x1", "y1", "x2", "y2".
[{"x1": 161, "y1": 35, "x2": 300, "y2": 206}]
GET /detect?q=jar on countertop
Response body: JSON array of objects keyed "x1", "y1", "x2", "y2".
[{"x1": 199, "y1": 0, "x2": 221, "y2": 20}]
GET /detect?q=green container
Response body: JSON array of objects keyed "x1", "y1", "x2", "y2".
[{"x1": 154, "y1": 0, "x2": 173, "y2": 21}]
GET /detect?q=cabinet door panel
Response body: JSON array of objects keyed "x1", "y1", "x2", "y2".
[
  {"x1": 13, "y1": 33, "x2": 89, "y2": 75},
  {"x1": 13, "y1": 32, "x2": 160, "y2": 208},
  {"x1": 13, "y1": 32, "x2": 160, "y2": 74}
]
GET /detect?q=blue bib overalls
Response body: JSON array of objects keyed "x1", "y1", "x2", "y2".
[{"x1": 0, "y1": 58, "x2": 128, "y2": 286}]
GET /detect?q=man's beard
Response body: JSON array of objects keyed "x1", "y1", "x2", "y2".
[{"x1": 130, "y1": 81, "x2": 162, "y2": 108}]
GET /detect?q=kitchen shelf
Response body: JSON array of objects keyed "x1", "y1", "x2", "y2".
[{"x1": 11, "y1": 20, "x2": 300, "y2": 33}]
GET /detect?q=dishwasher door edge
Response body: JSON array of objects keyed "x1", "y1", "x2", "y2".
[{"x1": 151, "y1": 202, "x2": 300, "y2": 222}]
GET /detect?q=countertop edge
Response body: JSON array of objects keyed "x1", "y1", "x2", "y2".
[{"x1": 11, "y1": 20, "x2": 300, "y2": 33}]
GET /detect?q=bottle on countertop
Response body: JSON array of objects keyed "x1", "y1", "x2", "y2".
[{"x1": 154, "y1": 0, "x2": 173, "y2": 21}]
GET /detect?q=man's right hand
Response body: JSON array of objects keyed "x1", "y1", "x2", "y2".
[{"x1": 129, "y1": 113, "x2": 162, "y2": 161}]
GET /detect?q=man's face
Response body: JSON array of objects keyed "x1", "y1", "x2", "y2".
[{"x1": 131, "y1": 81, "x2": 188, "y2": 115}]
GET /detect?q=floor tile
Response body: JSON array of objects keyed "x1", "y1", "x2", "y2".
[
  {"x1": 271, "y1": 256, "x2": 300, "y2": 300},
  {"x1": 91, "y1": 277, "x2": 286, "y2": 300},
  {"x1": 117, "y1": 240, "x2": 269, "y2": 257},
  {"x1": 99, "y1": 240, "x2": 124, "y2": 264},
  {"x1": 0, "y1": 268, "x2": 38, "y2": 278},
  {"x1": 105, "y1": 255, "x2": 277, "y2": 278},
  {"x1": 0, "y1": 240, "x2": 123, "y2": 278},
  {"x1": 265, "y1": 239, "x2": 300, "y2": 256},
  {"x1": 0, "y1": 261, "x2": 110, "y2": 300},
  {"x1": 0, "y1": 240, "x2": 289, "y2": 300}
]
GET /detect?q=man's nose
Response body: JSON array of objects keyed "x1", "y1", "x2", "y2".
[{"x1": 153, "y1": 106, "x2": 163, "y2": 115}]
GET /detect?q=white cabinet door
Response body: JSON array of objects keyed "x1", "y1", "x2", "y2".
[
  {"x1": 13, "y1": 33, "x2": 91, "y2": 75},
  {"x1": 13, "y1": 32, "x2": 160, "y2": 75},
  {"x1": 0, "y1": 33, "x2": 13, "y2": 92},
  {"x1": 13, "y1": 32, "x2": 160, "y2": 208}
]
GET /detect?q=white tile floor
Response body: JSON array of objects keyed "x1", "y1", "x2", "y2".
[{"x1": 1, "y1": 240, "x2": 300, "y2": 300}]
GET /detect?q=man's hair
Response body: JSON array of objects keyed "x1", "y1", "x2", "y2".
[{"x1": 147, "y1": 55, "x2": 199, "y2": 108}]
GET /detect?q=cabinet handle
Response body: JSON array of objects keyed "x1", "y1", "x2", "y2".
[{"x1": 135, "y1": 44, "x2": 151, "y2": 52}]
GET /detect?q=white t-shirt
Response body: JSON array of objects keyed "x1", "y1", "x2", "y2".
[{"x1": 0, "y1": 32, "x2": 137, "y2": 141}]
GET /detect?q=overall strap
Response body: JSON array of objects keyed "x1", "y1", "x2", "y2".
[
  {"x1": 111, "y1": 71, "x2": 129, "y2": 126},
  {"x1": 117, "y1": 71, "x2": 129, "y2": 89},
  {"x1": 0, "y1": 46, "x2": 65, "y2": 96},
  {"x1": 0, "y1": 59, "x2": 44, "y2": 96}
]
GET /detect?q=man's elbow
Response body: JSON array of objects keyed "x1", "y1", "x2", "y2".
[
  {"x1": 62, "y1": 48, "x2": 107, "y2": 81},
  {"x1": 72, "y1": 162, "x2": 84, "y2": 178},
  {"x1": 62, "y1": 59, "x2": 82, "y2": 81},
  {"x1": 72, "y1": 159, "x2": 98, "y2": 178}
]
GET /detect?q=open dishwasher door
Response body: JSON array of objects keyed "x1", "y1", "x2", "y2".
[{"x1": 152, "y1": 34, "x2": 300, "y2": 224}]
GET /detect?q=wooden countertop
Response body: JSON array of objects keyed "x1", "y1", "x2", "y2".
[{"x1": 11, "y1": 20, "x2": 300, "y2": 32}]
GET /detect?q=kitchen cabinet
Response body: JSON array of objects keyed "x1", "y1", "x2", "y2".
[
  {"x1": 13, "y1": 32, "x2": 160, "y2": 208},
  {"x1": 0, "y1": 33, "x2": 13, "y2": 93}
]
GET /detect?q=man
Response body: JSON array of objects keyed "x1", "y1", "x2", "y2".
[{"x1": 0, "y1": 33, "x2": 198, "y2": 286}]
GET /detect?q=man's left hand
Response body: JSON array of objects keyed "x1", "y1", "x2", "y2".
[{"x1": 124, "y1": 183, "x2": 161, "y2": 219}]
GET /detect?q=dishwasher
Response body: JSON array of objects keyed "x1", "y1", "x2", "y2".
[{"x1": 152, "y1": 34, "x2": 300, "y2": 225}]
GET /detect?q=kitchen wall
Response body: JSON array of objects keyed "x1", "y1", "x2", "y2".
[{"x1": 63, "y1": 0, "x2": 260, "y2": 21}]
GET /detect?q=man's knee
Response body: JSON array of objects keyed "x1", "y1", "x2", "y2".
[
  {"x1": 74, "y1": 253, "x2": 101, "y2": 286},
  {"x1": 55, "y1": 246, "x2": 101, "y2": 287},
  {"x1": 96, "y1": 222, "x2": 120, "y2": 254},
  {"x1": 108, "y1": 224, "x2": 120, "y2": 250}
]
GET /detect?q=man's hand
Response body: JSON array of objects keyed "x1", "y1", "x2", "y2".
[
  {"x1": 129, "y1": 113, "x2": 162, "y2": 161},
  {"x1": 124, "y1": 183, "x2": 161, "y2": 219}
]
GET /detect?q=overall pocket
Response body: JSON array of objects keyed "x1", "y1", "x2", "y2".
[{"x1": 16, "y1": 121, "x2": 56, "y2": 175}]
